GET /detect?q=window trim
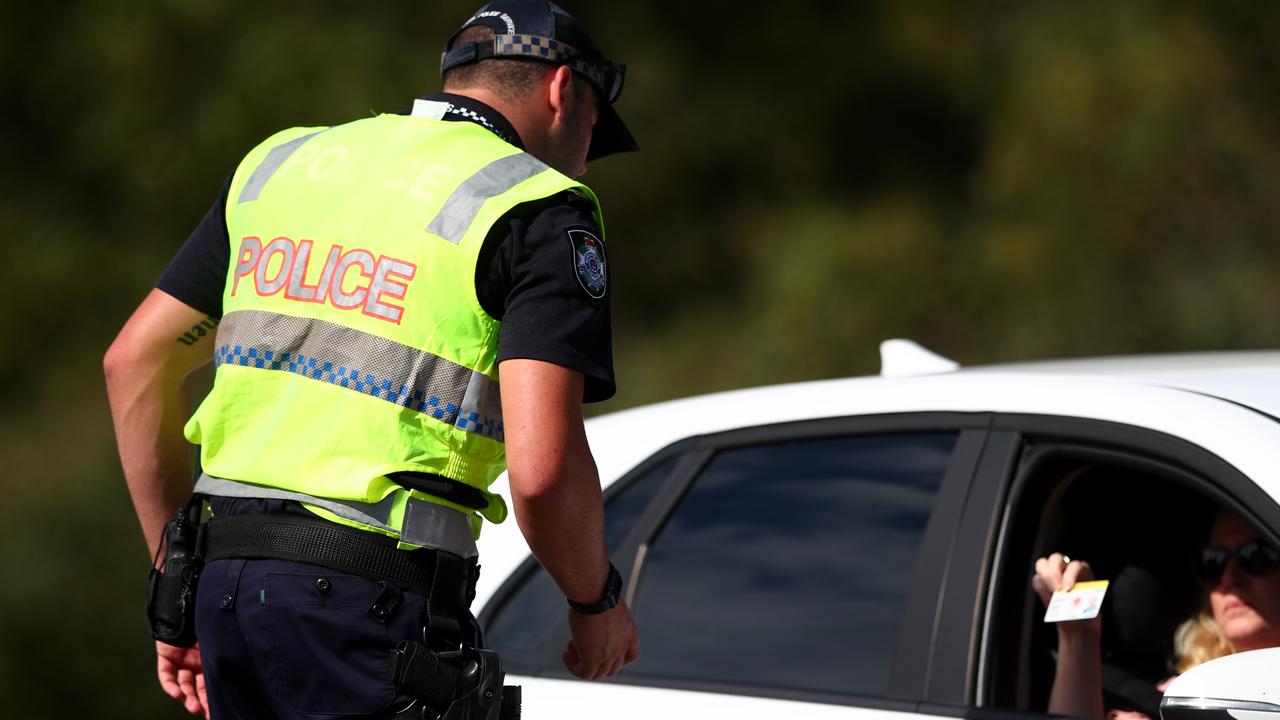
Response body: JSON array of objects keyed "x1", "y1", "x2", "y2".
[{"x1": 888, "y1": 428, "x2": 991, "y2": 701}]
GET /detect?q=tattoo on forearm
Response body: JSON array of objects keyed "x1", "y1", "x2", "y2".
[{"x1": 176, "y1": 317, "x2": 220, "y2": 346}]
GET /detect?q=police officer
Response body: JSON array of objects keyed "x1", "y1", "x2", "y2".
[{"x1": 104, "y1": 1, "x2": 639, "y2": 717}]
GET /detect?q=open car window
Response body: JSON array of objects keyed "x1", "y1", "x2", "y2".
[{"x1": 980, "y1": 433, "x2": 1275, "y2": 720}]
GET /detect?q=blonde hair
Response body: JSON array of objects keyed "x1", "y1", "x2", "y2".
[{"x1": 1172, "y1": 593, "x2": 1235, "y2": 674}]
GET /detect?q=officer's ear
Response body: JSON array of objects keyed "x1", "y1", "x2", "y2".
[{"x1": 546, "y1": 65, "x2": 577, "y2": 125}]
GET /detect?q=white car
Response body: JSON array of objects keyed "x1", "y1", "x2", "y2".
[{"x1": 472, "y1": 342, "x2": 1280, "y2": 719}]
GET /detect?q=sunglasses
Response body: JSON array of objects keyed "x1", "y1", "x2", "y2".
[
  {"x1": 1194, "y1": 538, "x2": 1280, "y2": 583},
  {"x1": 447, "y1": 35, "x2": 628, "y2": 105},
  {"x1": 566, "y1": 56, "x2": 625, "y2": 105}
]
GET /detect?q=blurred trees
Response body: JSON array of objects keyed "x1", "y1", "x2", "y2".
[{"x1": 2, "y1": 1, "x2": 1278, "y2": 716}]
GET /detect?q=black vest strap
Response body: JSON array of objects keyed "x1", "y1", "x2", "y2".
[{"x1": 389, "y1": 471, "x2": 490, "y2": 510}]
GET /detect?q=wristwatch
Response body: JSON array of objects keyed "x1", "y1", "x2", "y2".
[{"x1": 567, "y1": 563, "x2": 622, "y2": 615}]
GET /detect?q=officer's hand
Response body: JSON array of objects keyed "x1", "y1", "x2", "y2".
[
  {"x1": 564, "y1": 599, "x2": 639, "y2": 680},
  {"x1": 156, "y1": 640, "x2": 209, "y2": 718}
]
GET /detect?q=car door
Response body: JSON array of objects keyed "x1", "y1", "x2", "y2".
[{"x1": 481, "y1": 412, "x2": 995, "y2": 719}]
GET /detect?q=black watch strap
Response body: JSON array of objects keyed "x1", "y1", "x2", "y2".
[{"x1": 567, "y1": 563, "x2": 622, "y2": 615}]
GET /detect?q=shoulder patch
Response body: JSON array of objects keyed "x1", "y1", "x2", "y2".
[{"x1": 567, "y1": 228, "x2": 608, "y2": 299}]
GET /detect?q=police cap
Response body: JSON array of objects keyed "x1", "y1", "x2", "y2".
[{"x1": 441, "y1": 0, "x2": 639, "y2": 161}]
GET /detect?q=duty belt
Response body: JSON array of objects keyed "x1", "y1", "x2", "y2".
[{"x1": 202, "y1": 513, "x2": 479, "y2": 606}]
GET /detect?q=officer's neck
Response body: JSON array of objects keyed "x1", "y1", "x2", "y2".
[{"x1": 445, "y1": 84, "x2": 562, "y2": 168}]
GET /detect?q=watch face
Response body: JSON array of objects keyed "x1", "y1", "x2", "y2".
[{"x1": 602, "y1": 564, "x2": 622, "y2": 608}]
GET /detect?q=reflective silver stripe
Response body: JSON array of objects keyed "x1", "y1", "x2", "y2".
[
  {"x1": 195, "y1": 474, "x2": 479, "y2": 558},
  {"x1": 215, "y1": 310, "x2": 503, "y2": 442},
  {"x1": 195, "y1": 474, "x2": 397, "y2": 532},
  {"x1": 401, "y1": 498, "x2": 479, "y2": 558},
  {"x1": 426, "y1": 152, "x2": 549, "y2": 243},
  {"x1": 237, "y1": 131, "x2": 325, "y2": 203}
]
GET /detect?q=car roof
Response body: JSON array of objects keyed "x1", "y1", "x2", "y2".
[
  {"x1": 579, "y1": 348, "x2": 1280, "y2": 490},
  {"x1": 969, "y1": 350, "x2": 1280, "y2": 420}
]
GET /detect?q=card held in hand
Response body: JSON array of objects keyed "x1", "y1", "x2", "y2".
[{"x1": 1044, "y1": 580, "x2": 1109, "y2": 623}]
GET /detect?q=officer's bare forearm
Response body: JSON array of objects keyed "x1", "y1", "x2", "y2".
[
  {"x1": 105, "y1": 357, "x2": 199, "y2": 557},
  {"x1": 104, "y1": 289, "x2": 215, "y2": 558},
  {"x1": 509, "y1": 452, "x2": 609, "y2": 603},
  {"x1": 500, "y1": 358, "x2": 611, "y2": 602}
]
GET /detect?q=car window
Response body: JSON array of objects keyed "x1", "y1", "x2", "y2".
[
  {"x1": 628, "y1": 432, "x2": 957, "y2": 697},
  {"x1": 484, "y1": 454, "x2": 680, "y2": 654}
]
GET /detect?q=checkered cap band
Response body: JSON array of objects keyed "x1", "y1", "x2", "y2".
[
  {"x1": 493, "y1": 34, "x2": 610, "y2": 90},
  {"x1": 214, "y1": 310, "x2": 504, "y2": 441}
]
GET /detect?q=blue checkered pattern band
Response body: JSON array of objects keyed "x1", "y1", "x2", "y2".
[
  {"x1": 493, "y1": 34, "x2": 610, "y2": 91},
  {"x1": 213, "y1": 310, "x2": 504, "y2": 441}
]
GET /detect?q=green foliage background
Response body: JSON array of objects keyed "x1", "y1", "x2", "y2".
[{"x1": 2, "y1": 1, "x2": 1277, "y2": 716}]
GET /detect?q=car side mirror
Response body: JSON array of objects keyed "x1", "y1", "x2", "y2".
[{"x1": 1161, "y1": 648, "x2": 1280, "y2": 720}]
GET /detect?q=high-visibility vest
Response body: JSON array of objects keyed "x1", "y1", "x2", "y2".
[{"x1": 184, "y1": 111, "x2": 602, "y2": 550}]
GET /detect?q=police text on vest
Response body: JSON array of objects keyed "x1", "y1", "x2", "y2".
[{"x1": 231, "y1": 235, "x2": 416, "y2": 324}]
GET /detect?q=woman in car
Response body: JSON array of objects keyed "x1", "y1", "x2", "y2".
[{"x1": 1034, "y1": 509, "x2": 1280, "y2": 719}]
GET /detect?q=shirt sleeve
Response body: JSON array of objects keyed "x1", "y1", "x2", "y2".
[
  {"x1": 476, "y1": 192, "x2": 616, "y2": 403},
  {"x1": 156, "y1": 174, "x2": 232, "y2": 318}
]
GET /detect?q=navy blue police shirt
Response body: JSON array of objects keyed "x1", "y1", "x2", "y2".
[{"x1": 157, "y1": 93, "x2": 616, "y2": 402}]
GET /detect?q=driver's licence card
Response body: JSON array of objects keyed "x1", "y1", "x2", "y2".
[{"x1": 1043, "y1": 580, "x2": 1109, "y2": 623}]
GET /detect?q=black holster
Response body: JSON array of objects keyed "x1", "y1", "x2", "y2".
[
  {"x1": 388, "y1": 641, "x2": 520, "y2": 720},
  {"x1": 145, "y1": 498, "x2": 204, "y2": 647}
]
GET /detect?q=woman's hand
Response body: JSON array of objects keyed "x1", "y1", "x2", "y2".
[{"x1": 1033, "y1": 552, "x2": 1102, "y2": 635}]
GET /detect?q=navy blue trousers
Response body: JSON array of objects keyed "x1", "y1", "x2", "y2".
[{"x1": 195, "y1": 558, "x2": 473, "y2": 720}]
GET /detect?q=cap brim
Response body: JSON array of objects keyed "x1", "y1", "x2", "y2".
[{"x1": 587, "y1": 101, "x2": 639, "y2": 162}]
